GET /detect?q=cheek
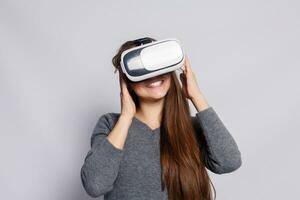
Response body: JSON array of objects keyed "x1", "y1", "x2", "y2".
[
  {"x1": 130, "y1": 83, "x2": 145, "y2": 95},
  {"x1": 164, "y1": 78, "x2": 171, "y2": 89}
]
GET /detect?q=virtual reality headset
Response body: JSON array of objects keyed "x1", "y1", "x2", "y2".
[{"x1": 120, "y1": 37, "x2": 185, "y2": 82}]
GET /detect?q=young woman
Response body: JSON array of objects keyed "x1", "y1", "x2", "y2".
[{"x1": 80, "y1": 37, "x2": 242, "y2": 200}]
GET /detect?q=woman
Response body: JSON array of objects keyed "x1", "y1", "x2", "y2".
[{"x1": 80, "y1": 37, "x2": 242, "y2": 200}]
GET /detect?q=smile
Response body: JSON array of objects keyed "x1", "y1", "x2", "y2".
[{"x1": 146, "y1": 80, "x2": 164, "y2": 88}]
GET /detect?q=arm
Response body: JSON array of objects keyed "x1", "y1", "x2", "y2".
[
  {"x1": 191, "y1": 93, "x2": 242, "y2": 174},
  {"x1": 180, "y1": 56, "x2": 242, "y2": 174},
  {"x1": 80, "y1": 113, "x2": 131, "y2": 197}
]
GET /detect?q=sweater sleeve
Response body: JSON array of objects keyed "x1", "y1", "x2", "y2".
[
  {"x1": 80, "y1": 113, "x2": 124, "y2": 197},
  {"x1": 191, "y1": 106, "x2": 242, "y2": 174}
]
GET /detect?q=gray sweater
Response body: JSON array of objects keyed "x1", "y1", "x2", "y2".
[{"x1": 80, "y1": 107, "x2": 242, "y2": 199}]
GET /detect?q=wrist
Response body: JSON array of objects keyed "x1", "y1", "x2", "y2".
[
  {"x1": 120, "y1": 113, "x2": 134, "y2": 122},
  {"x1": 191, "y1": 92, "x2": 209, "y2": 112}
]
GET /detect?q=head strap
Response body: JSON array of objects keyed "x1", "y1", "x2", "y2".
[{"x1": 132, "y1": 37, "x2": 154, "y2": 46}]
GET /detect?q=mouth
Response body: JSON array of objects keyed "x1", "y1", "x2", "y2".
[{"x1": 145, "y1": 76, "x2": 165, "y2": 88}]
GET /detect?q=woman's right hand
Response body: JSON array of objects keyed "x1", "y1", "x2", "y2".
[{"x1": 119, "y1": 71, "x2": 136, "y2": 120}]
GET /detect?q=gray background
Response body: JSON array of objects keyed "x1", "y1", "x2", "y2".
[{"x1": 1, "y1": 0, "x2": 299, "y2": 199}]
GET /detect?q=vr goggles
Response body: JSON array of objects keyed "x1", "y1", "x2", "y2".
[{"x1": 120, "y1": 37, "x2": 185, "y2": 82}]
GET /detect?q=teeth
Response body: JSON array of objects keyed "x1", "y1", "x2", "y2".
[{"x1": 148, "y1": 80, "x2": 163, "y2": 88}]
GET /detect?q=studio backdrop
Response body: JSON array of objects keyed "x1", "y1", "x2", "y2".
[{"x1": 1, "y1": 0, "x2": 299, "y2": 199}]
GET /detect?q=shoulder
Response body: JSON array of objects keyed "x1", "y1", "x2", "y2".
[
  {"x1": 94, "y1": 112, "x2": 121, "y2": 131},
  {"x1": 104, "y1": 112, "x2": 121, "y2": 123},
  {"x1": 90, "y1": 112, "x2": 121, "y2": 147}
]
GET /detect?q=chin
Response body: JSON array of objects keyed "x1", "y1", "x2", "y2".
[
  {"x1": 145, "y1": 83, "x2": 170, "y2": 99},
  {"x1": 138, "y1": 87, "x2": 169, "y2": 101},
  {"x1": 148, "y1": 92, "x2": 168, "y2": 100},
  {"x1": 146, "y1": 85, "x2": 170, "y2": 99}
]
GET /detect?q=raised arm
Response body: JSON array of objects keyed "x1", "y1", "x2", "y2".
[
  {"x1": 80, "y1": 113, "x2": 131, "y2": 197},
  {"x1": 192, "y1": 107, "x2": 242, "y2": 174}
]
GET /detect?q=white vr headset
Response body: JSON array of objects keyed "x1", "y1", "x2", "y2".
[{"x1": 120, "y1": 37, "x2": 185, "y2": 82}]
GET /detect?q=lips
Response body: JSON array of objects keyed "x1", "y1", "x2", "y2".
[
  {"x1": 147, "y1": 80, "x2": 164, "y2": 88},
  {"x1": 145, "y1": 77, "x2": 165, "y2": 88}
]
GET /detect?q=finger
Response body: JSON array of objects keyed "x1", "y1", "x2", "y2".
[
  {"x1": 121, "y1": 77, "x2": 127, "y2": 93},
  {"x1": 119, "y1": 71, "x2": 125, "y2": 84},
  {"x1": 121, "y1": 76, "x2": 131, "y2": 96},
  {"x1": 185, "y1": 56, "x2": 192, "y2": 74},
  {"x1": 119, "y1": 72, "x2": 126, "y2": 93},
  {"x1": 184, "y1": 56, "x2": 189, "y2": 71},
  {"x1": 181, "y1": 62, "x2": 186, "y2": 72}
]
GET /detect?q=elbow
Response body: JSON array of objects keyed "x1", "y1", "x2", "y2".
[
  {"x1": 212, "y1": 151, "x2": 242, "y2": 174},
  {"x1": 80, "y1": 166, "x2": 113, "y2": 198}
]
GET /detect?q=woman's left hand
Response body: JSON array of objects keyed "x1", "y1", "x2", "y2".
[{"x1": 180, "y1": 56, "x2": 202, "y2": 100}]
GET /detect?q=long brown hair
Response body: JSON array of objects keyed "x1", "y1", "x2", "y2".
[{"x1": 112, "y1": 37, "x2": 216, "y2": 200}]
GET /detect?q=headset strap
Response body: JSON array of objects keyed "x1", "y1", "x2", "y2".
[{"x1": 132, "y1": 37, "x2": 154, "y2": 46}]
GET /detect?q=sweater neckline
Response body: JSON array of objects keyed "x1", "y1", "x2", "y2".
[{"x1": 133, "y1": 116, "x2": 160, "y2": 132}]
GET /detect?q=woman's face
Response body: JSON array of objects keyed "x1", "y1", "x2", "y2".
[{"x1": 128, "y1": 72, "x2": 171, "y2": 101}]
